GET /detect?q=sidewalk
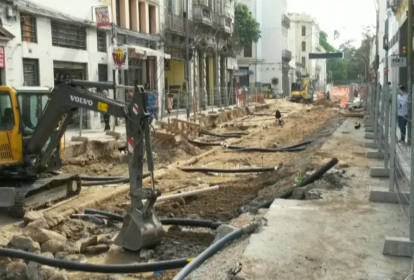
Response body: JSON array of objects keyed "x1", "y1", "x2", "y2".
[{"x1": 235, "y1": 118, "x2": 411, "y2": 279}]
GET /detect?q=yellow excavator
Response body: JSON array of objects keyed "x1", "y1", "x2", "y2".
[
  {"x1": 0, "y1": 80, "x2": 163, "y2": 251},
  {"x1": 290, "y1": 79, "x2": 312, "y2": 103}
]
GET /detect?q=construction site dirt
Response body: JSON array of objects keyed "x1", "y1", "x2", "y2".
[{"x1": 0, "y1": 100, "x2": 342, "y2": 280}]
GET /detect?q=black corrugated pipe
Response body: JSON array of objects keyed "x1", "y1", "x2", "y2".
[
  {"x1": 179, "y1": 166, "x2": 279, "y2": 173},
  {"x1": 187, "y1": 140, "x2": 222, "y2": 147},
  {"x1": 224, "y1": 140, "x2": 313, "y2": 152},
  {"x1": 173, "y1": 223, "x2": 259, "y2": 280},
  {"x1": 81, "y1": 173, "x2": 150, "y2": 186},
  {"x1": 80, "y1": 176, "x2": 125, "y2": 181},
  {"x1": 258, "y1": 157, "x2": 339, "y2": 208},
  {"x1": 224, "y1": 147, "x2": 306, "y2": 153},
  {"x1": 0, "y1": 248, "x2": 189, "y2": 273},
  {"x1": 200, "y1": 130, "x2": 248, "y2": 138},
  {"x1": 84, "y1": 209, "x2": 223, "y2": 229}
]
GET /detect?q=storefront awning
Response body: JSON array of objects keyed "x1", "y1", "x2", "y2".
[{"x1": 128, "y1": 45, "x2": 171, "y2": 59}]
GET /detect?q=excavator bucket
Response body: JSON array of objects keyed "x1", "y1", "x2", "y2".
[{"x1": 114, "y1": 208, "x2": 164, "y2": 251}]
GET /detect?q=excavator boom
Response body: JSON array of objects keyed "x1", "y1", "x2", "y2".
[{"x1": 0, "y1": 81, "x2": 163, "y2": 251}]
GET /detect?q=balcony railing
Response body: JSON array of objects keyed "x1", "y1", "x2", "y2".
[
  {"x1": 164, "y1": 13, "x2": 195, "y2": 36},
  {"x1": 282, "y1": 14, "x2": 290, "y2": 29},
  {"x1": 219, "y1": 15, "x2": 232, "y2": 34},
  {"x1": 193, "y1": 3, "x2": 221, "y2": 29},
  {"x1": 282, "y1": 49, "x2": 292, "y2": 62}
]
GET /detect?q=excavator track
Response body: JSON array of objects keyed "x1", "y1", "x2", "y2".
[{"x1": 6, "y1": 173, "x2": 81, "y2": 218}]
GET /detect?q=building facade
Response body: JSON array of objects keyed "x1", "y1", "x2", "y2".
[
  {"x1": 288, "y1": 13, "x2": 326, "y2": 91},
  {"x1": 236, "y1": 0, "x2": 290, "y2": 96},
  {"x1": 0, "y1": 0, "x2": 166, "y2": 129},
  {"x1": 161, "y1": 0, "x2": 236, "y2": 112}
]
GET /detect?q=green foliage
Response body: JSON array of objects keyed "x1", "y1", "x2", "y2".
[
  {"x1": 233, "y1": 3, "x2": 261, "y2": 52},
  {"x1": 319, "y1": 31, "x2": 335, "y2": 53},
  {"x1": 271, "y1": 77, "x2": 279, "y2": 85}
]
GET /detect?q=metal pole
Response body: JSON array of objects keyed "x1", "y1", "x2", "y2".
[
  {"x1": 389, "y1": 62, "x2": 397, "y2": 193},
  {"x1": 384, "y1": 83, "x2": 390, "y2": 168},
  {"x1": 79, "y1": 109, "x2": 83, "y2": 137},
  {"x1": 374, "y1": 7, "x2": 380, "y2": 145},
  {"x1": 185, "y1": 0, "x2": 190, "y2": 119},
  {"x1": 408, "y1": 0, "x2": 414, "y2": 241}
]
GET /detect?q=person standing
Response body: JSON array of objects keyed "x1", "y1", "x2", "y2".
[
  {"x1": 102, "y1": 90, "x2": 111, "y2": 131},
  {"x1": 397, "y1": 85, "x2": 408, "y2": 143}
]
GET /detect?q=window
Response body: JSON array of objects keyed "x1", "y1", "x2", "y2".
[
  {"x1": 17, "y1": 94, "x2": 48, "y2": 129},
  {"x1": 244, "y1": 43, "x2": 252, "y2": 58},
  {"x1": 23, "y1": 59, "x2": 39, "y2": 86},
  {"x1": 0, "y1": 94, "x2": 14, "y2": 130},
  {"x1": 302, "y1": 41, "x2": 306, "y2": 52},
  {"x1": 302, "y1": 26, "x2": 306, "y2": 36},
  {"x1": 97, "y1": 30, "x2": 107, "y2": 52},
  {"x1": 20, "y1": 13, "x2": 37, "y2": 43},
  {"x1": 301, "y1": 57, "x2": 306, "y2": 68},
  {"x1": 51, "y1": 21, "x2": 86, "y2": 50}
]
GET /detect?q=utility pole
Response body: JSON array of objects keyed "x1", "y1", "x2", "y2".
[
  {"x1": 408, "y1": 0, "x2": 413, "y2": 144},
  {"x1": 185, "y1": 0, "x2": 190, "y2": 119}
]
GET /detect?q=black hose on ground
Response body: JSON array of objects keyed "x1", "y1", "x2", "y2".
[
  {"x1": 187, "y1": 139, "x2": 222, "y2": 147},
  {"x1": 224, "y1": 140, "x2": 313, "y2": 153},
  {"x1": 258, "y1": 157, "x2": 339, "y2": 208},
  {"x1": 0, "y1": 248, "x2": 189, "y2": 273},
  {"x1": 80, "y1": 176, "x2": 125, "y2": 181},
  {"x1": 173, "y1": 223, "x2": 259, "y2": 280},
  {"x1": 224, "y1": 147, "x2": 306, "y2": 153},
  {"x1": 84, "y1": 209, "x2": 223, "y2": 229},
  {"x1": 81, "y1": 173, "x2": 150, "y2": 186},
  {"x1": 179, "y1": 166, "x2": 279, "y2": 173},
  {"x1": 199, "y1": 130, "x2": 248, "y2": 138}
]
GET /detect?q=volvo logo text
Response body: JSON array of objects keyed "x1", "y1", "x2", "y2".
[{"x1": 70, "y1": 95, "x2": 93, "y2": 106}]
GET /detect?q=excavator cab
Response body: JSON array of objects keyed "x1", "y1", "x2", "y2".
[{"x1": 0, "y1": 87, "x2": 59, "y2": 173}]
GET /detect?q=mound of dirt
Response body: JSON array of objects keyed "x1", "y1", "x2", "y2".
[{"x1": 313, "y1": 98, "x2": 335, "y2": 107}]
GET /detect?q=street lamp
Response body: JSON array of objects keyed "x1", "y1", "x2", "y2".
[{"x1": 298, "y1": 31, "x2": 320, "y2": 81}]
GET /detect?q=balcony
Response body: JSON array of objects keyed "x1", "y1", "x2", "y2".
[
  {"x1": 220, "y1": 15, "x2": 232, "y2": 34},
  {"x1": 164, "y1": 13, "x2": 195, "y2": 37},
  {"x1": 193, "y1": 3, "x2": 216, "y2": 28},
  {"x1": 282, "y1": 14, "x2": 290, "y2": 29},
  {"x1": 282, "y1": 49, "x2": 292, "y2": 62}
]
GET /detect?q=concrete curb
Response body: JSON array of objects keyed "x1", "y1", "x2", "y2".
[{"x1": 369, "y1": 167, "x2": 390, "y2": 178}]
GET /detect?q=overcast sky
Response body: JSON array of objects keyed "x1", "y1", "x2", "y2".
[{"x1": 287, "y1": 0, "x2": 377, "y2": 48}]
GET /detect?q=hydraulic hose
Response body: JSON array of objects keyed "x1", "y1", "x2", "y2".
[
  {"x1": 173, "y1": 223, "x2": 258, "y2": 280},
  {"x1": 187, "y1": 139, "x2": 222, "y2": 147},
  {"x1": 81, "y1": 173, "x2": 150, "y2": 186},
  {"x1": 84, "y1": 209, "x2": 223, "y2": 229},
  {"x1": 0, "y1": 248, "x2": 189, "y2": 273},
  {"x1": 258, "y1": 157, "x2": 339, "y2": 208},
  {"x1": 179, "y1": 166, "x2": 279, "y2": 173}
]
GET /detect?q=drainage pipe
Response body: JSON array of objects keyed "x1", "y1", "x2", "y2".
[
  {"x1": 0, "y1": 248, "x2": 190, "y2": 273},
  {"x1": 80, "y1": 176, "x2": 125, "y2": 181},
  {"x1": 84, "y1": 209, "x2": 223, "y2": 229},
  {"x1": 258, "y1": 157, "x2": 338, "y2": 208},
  {"x1": 200, "y1": 130, "x2": 248, "y2": 138},
  {"x1": 173, "y1": 223, "x2": 259, "y2": 280},
  {"x1": 179, "y1": 166, "x2": 279, "y2": 173},
  {"x1": 157, "y1": 186, "x2": 219, "y2": 203}
]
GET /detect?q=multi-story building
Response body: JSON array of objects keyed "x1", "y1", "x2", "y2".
[
  {"x1": 236, "y1": 0, "x2": 290, "y2": 95},
  {"x1": 161, "y1": 0, "x2": 235, "y2": 112},
  {"x1": 0, "y1": 0, "x2": 166, "y2": 129},
  {"x1": 288, "y1": 13, "x2": 326, "y2": 91}
]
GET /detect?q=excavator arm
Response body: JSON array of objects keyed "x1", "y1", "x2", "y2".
[{"x1": 10, "y1": 80, "x2": 163, "y2": 251}]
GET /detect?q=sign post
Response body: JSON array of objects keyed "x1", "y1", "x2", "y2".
[{"x1": 390, "y1": 57, "x2": 407, "y2": 68}]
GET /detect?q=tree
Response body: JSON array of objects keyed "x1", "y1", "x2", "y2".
[
  {"x1": 233, "y1": 3, "x2": 261, "y2": 52},
  {"x1": 319, "y1": 31, "x2": 335, "y2": 53}
]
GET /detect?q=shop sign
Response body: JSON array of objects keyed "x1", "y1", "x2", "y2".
[{"x1": 112, "y1": 45, "x2": 129, "y2": 70}]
